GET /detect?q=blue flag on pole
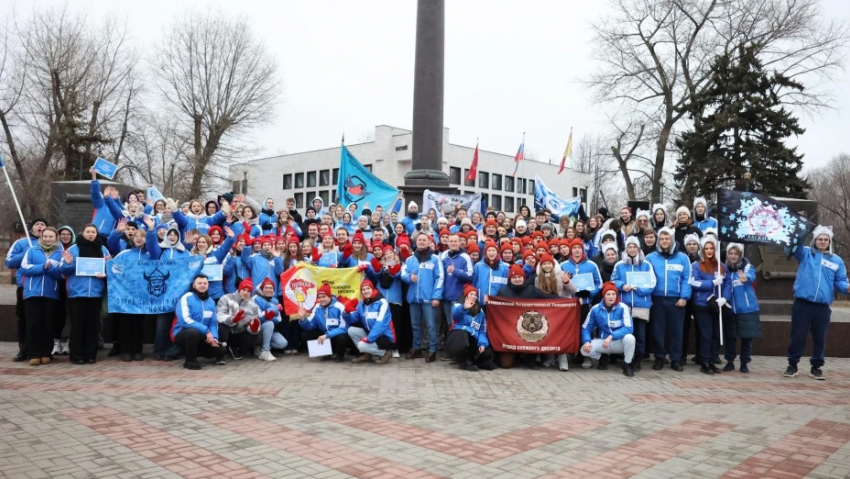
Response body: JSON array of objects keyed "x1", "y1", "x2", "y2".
[
  {"x1": 0, "y1": 153, "x2": 4, "y2": 167},
  {"x1": 107, "y1": 255, "x2": 204, "y2": 314},
  {"x1": 533, "y1": 175, "x2": 581, "y2": 221},
  {"x1": 336, "y1": 144, "x2": 399, "y2": 217}
]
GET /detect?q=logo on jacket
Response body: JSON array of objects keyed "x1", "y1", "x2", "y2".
[
  {"x1": 143, "y1": 267, "x2": 171, "y2": 298},
  {"x1": 516, "y1": 311, "x2": 549, "y2": 342}
]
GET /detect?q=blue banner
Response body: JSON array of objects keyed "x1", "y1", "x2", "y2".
[
  {"x1": 336, "y1": 144, "x2": 399, "y2": 217},
  {"x1": 533, "y1": 175, "x2": 581, "y2": 221},
  {"x1": 717, "y1": 188, "x2": 815, "y2": 254},
  {"x1": 107, "y1": 255, "x2": 204, "y2": 314}
]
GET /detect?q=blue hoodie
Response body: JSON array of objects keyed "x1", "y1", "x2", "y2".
[
  {"x1": 172, "y1": 291, "x2": 218, "y2": 339},
  {"x1": 451, "y1": 303, "x2": 489, "y2": 348},
  {"x1": 582, "y1": 301, "x2": 634, "y2": 343},
  {"x1": 559, "y1": 254, "x2": 603, "y2": 305},
  {"x1": 197, "y1": 236, "x2": 235, "y2": 300},
  {"x1": 299, "y1": 296, "x2": 348, "y2": 338},
  {"x1": 364, "y1": 262, "x2": 402, "y2": 305},
  {"x1": 472, "y1": 260, "x2": 510, "y2": 306},
  {"x1": 346, "y1": 295, "x2": 395, "y2": 343},
  {"x1": 725, "y1": 258, "x2": 759, "y2": 314},
  {"x1": 5, "y1": 236, "x2": 38, "y2": 287},
  {"x1": 792, "y1": 242, "x2": 849, "y2": 306},
  {"x1": 172, "y1": 209, "x2": 227, "y2": 236},
  {"x1": 439, "y1": 249, "x2": 474, "y2": 302},
  {"x1": 90, "y1": 180, "x2": 117, "y2": 236},
  {"x1": 241, "y1": 248, "x2": 284, "y2": 297},
  {"x1": 645, "y1": 239, "x2": 692, "y2": 300},
  {"x1": 59, "y1": 244, "x2": 112, "y2": 298},
  {"x1": 611, "y1": 257, "x2": 655, "y2": 309},
  {"x1": 20, "y1": 245, "x2": 64, "y2": 299},
  {"x1": 253, "y1": 292, "x2": 282, "y2": 324},
  {"x1": 401, "y1": 249, "x2": 444, "y2": 304}
]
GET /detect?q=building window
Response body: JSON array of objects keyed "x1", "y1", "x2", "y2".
[
  {"x1": 283, "y1": 174, "x2": 292, "y2": 190},
  {"x1": 519, "y1": 178, "x2": 526, "y2": 194},
  {"x1": 294, "y1": 193, "x2": 304, "y2": 208},
  {"x1": 580, "y1": 188, "x2": 587, "y2": 205},
  {"x1": 232, "y1": 181, "x2": 240, "y2": 194},
  {"x1": 320, "y1": 190, "x2": 330, "y2": 206},
  {"x1": 492, "y1": 174, "x2": 502, "y2": 191},
  {"x1": 449, "y1": 167, "x2": 461, "y2": 185},
  {"x1": 479, "y1": 171, "x2": 489, "y2": 189},
  {"x1": 332, "y1": 190, "x2": 338, "y2": 203},
  {"x1": 464, "y1": 169, "x2": 475, "y2": 187},
  {"x1": 505, "y1": 196, "x2": 515, "y2": 213},
  {"x1": 530, "y1": 180, "x2": 535, "y2": 195},
  {"x1": 505, "y1": 176, "x2": 514, "y2": 193},
  {"x1": 364, "y1": 164, "x2": 372, "y2": 172},
  {"x1": 295, "y1": 173, "x2": 304, "y2": 188},
  {"x1": 492, "y1": 194, "x2": 502, "y2": 211},
  {"x1": 241, "y1": 179, "x2": 248, "y2": 194},
  {"x1": 333, "y1": 168, "x2": 339, "y2": 185},
  {"x1": 307, "y1": 171, "x2": 317, "y2": 187},
  {"x1": 572, "y1": 187, "x2": 578, "y2": 198},
  {"x1": 320, "y1": 170, "x2": 330, "y2": 187}
]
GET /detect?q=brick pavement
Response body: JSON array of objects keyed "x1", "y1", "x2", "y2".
[{"x1": 2, "y1": 341, "x2": 850, "y2": 478}]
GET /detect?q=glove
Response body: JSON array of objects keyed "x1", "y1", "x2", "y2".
[
  {"x1": 248, "y1": 318, "x2": 260, "y2": 333},
  {"x1": 344, "y1": 299, "x2": 359, "y2": 313},
  {"x1": 233, "y1": 310, "x2": 245, "y2": 323},
  {"x1": 342, "y1": 243, "x2": 353, "y2": 258},
  {"x1": 399, "y1": 247, "x2": 412, "y2": 261},
  {"x1": 220, "y1": 202, "x2": 231, "y2": 216},
  {"x1": 712, "y1": 277, "x2": 723, "y2": 287},
  {"x1": 311, "y1": 247, "x2": 321, "y2": 262},
  {"x1": 165, "y1": 198, "x2": 178, "y2": 211},
  {"x1": 576, "y1": 290, "x2": 590, "y2": 298},
  {"x1": 261, "y1": 223, "x2": 272, "y2": 231},
  {"x1": 277, "y1": 304, "x2": 284, "y2": 312},
  {"x1": 387, "y1": 264, "x2": 402, "y2": 276},
  {"x1": 264, "y1": 310, "x2": 276, "y2": 320},
  {"x1": 370, "y1": 257, "x2": 382, "y2": 272},
  {"x1": 356, "y1": 264, "x2": 368, "y2": 273},
  {"x1": 716, "y1": 297, "x2": 727, "y2": 308}
]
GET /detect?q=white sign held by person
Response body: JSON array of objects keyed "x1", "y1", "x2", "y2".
[{"x1": 423, "y1": 190, "x2": 482, "y2": 217}]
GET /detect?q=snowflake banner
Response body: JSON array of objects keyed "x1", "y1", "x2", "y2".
[{"x1": 716, "y1": 189, "x2": 815, "y2": 254}]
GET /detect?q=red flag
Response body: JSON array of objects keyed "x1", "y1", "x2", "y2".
[
  {"x1": 558, "y1": 128, "x2": 573, "y2": 175},
  {"x1": 486, "y1": 297, "x2": 581, "y2": 354},
  {"x1": 465, "y1": 140, "x2": 479, "y2": 182}
]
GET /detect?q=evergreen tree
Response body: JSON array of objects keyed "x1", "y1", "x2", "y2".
[{"x1": 675, "y1": 43, "x2": 809, "y2": 202}]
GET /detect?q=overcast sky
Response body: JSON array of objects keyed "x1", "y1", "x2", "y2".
[{"x1": 15, "y1": 0, "x2": 850, "y2": 171}]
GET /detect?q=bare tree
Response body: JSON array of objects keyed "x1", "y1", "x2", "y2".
[
  {"x1": 153, "y1": 12, "x2": 281, "y2": 200},
  {"x1": 572, "y1": 133, "x2": 623, "y2": 213},
  {"x1": 590, "y1": 0, "x2": 849, "y2": 203},
  {"x1": 808, "y1": 153, "x2": 850, "y2": 258},
  {"x1": 120, "y1": 111, "x2": 194, "y2": 200}
]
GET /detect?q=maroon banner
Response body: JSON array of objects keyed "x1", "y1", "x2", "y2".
[{"x1": 486, "y1": 297, "x2": 581, "y2": 354}]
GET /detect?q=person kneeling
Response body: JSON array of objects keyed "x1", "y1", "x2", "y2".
[
  {"x1": 580, "y1": 282, "x2": 637, "y2": 377},
  {"x1": 216, "y1": 279, "x2": 263, "y2": 360},
  {"x1": 446, "y1": 285, "x2": 494, "y2": 371},
  {"x1": 346, "y1": 280, "x2": 396, "y2": 364},
  {"x1": 298, "y1": 284, "x2": 355, "y2": 362},
  {"x1": 253, "y1": 278, "x2": 288, "y2": 361},
  {"x1": 173, "y1": 274, "x2": 226, "y2": 370}
]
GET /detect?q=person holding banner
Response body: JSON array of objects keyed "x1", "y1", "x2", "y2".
[
  {"x1": 580, "y1": 282, "x2": 637, "y2": 377},
  {"x1": 59, "y1": 224, "x2": 111, "y2": 364},
  {"x1": 784, "y1": 226, "x2": 850, "y2": 380},
  {"x1": 611, "y1": 237, "x2": 655, "y2": 371},
  {"x1": 401, "y1": 233, "x2": 444, "y2": 362},
  {"x1": 6, "y1": 218, "x2": 47, "y2": 362},
  {"x1": 297, "y1": 284, "x2": 354, "y2": 362},
  {"x1": 472, "y1": 242, "x2": 510, "y2": 306},
  {"x1": 645, "y1": 227, "x2": 692, "y2": 372},
  {"x1": 241, "y1": 236, "x2": 285, "y2": 297},
  {"x1": 20, "y1": 227, "x2": 64, "y2": 365},
  {"x1": 723, "y1": 243, "x2": 761, "y2": 373},
  {"x1": 446, "y1": 285, "x2": 493, "y2": 371},
  {"x1": 172, "y1": 274, "x2": 226, "y2": 370},
  {"x1": 690, "y1": 238, "x2": 730, "y2": 375}
]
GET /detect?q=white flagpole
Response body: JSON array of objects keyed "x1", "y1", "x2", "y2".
[
  {"x1": 717, "y1": 238, "x2": 723, "y2": 346},
  {"x1": 0, "y1": 155, "x2": 31, "y2": 244}
]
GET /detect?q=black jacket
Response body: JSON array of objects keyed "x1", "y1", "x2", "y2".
[{"x1": 497, "y1": 283, "x2": 560, "y2": 299}]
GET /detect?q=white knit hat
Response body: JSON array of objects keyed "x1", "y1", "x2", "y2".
[
  {"x1": 676, "y1": 206, "x2": 691, "y2": 218},
  {"x1": 811, "y1": 225, "x2": 834, "y2": 254},
  {"x1": 515, "y1": 219, "x2": 527, "y2": 229},
  {"x1": 408, "y1": 201, "x2": 418, "y2": 211},
  {"x1": 693, "y1": 197, "x2": 708, "y2": 209},
  {"x1": 683, "y1": 233, "x2": 700, "y2": 247},
  {"x1": 635, "y1": 209, "x2": 650, "y2": 221},
  {"x1": 726, "y1": 242, "x2": 744, "y2": 254}
]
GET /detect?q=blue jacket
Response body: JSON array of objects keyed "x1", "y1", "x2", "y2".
[
  {"x1": 726, "y1": 258, "x2": 759, "y2": 314},
  {"x1": 645, "y1": 246, "x2": 692, "y2": 300},
  {"x1": 689, "y1": 261, "x2": 731, "y2": 308},
  {"x1": 172, "y1": 209, "x2": 227, "y2": 236},
  {"x1": 241, "y1": 248, "x2": 285, "y2": 296},
  {"x1": 792, "y1": 246, "x2": 849, "y2": 305},
  {"x1": 340, "y1": 251, "x2": 375, "y2": 269},
  {"x1": 111, "y1": 231, "x2": 162, "y2": 262},
  {"x1": 172, "y1": 292, "x2": 218, "y2": 339},
  {"x1": 5, "y1": 236, "x2": 38, "y2": 287},
  {"x1": 451, "y1": 303, "x2": 489, "y2": 348},
  {"x1": 582, "y1": 302, "x2": 634, "y2": 343},
  {"x1": 401, "y1": 214, "x2": 421, "y2": 235},
  {"x1": 222, "y1": 254, "x2": 238, "y2": 294},
  {"x1": 253, "y1": 293, "x2": 282, "y2": 324},
  {"x1": 347, "y1": 297, "x2": 395, "y2": 343},
  {"x1": 20, "y1": 246, "x2": 64, "y2": 299},
  {"x1": 228, "y1": 220, "x2": 262, "y2": 238},
  {"x1": 611, "y1": 259, "x2": 655, "y2": 309},
  {"x1": 471, "y1": 261, "x2": 510, "y2": 305},
  {"x1": 258, "y1": 201, "x2": 277, "y2": 232},
  {"x1": 440, "y1": 250, "x2": 474, "y2": 301},
  {"x1": 299, "y1": 296, "x2": 348, "y2": 338},
  {"x1": 59, "y1": 245, "x2": 111, "y2": 298},
  {"x1": 559, "y1": 256, "x2": 603, "y2": 305},
  {"x1": 694, "y1": 217, "x2": 718, "y2": 232},
  {"x1": 365, "y1": 263, "x2": 402, "y2": 305},
  {"x1": 197, "y1": 237, "x2": 235, "y2": 300},
  {"x1": 401, "y1": 250, "x2": 445, "y2": 303},
  {"x1": 90, "y1": 180, "x2": 117, "y2": 236}
]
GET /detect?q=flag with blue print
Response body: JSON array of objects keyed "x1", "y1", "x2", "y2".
[
  {"x1": 533, "y1": 175, "x2": 581, "y2": 221},
  {"x1": 107, "y1": 255, "x2": 204, "y2": 314},
  {"x1": 716, "y1": 188, "x2": 815, "y2": 254},
  {"x1": 336, "y1": 144, "x2": 399, "y2": 217}
]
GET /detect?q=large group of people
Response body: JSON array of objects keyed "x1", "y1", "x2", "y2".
[{"x1": 5, "y1": 167, "x2": 849, "y2": 379}]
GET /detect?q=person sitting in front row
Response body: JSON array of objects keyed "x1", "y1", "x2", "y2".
[
  {"x1": 580, "y1": 282, "x2": 637, "y2": 377},
  {"x1": 297, "y1": 284, "x2": 355, "y2": 362},
  {"x1": 346, "y1": 280, "x2": 396, "y2": 364},
  {"x1": 252, "y1": 278, "x2": 288, "y2": 361},
  {"x1": 173, "y1": 274, "x2": 226, "y2": 370},
  {"x1": 446, "y1": 285, "x2": 494, "y2": 372},
  {"x1": 216, "y1": 279, "x2": 262, "y2": 360}
]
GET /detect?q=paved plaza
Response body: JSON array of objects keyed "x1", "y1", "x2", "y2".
[{"x1": 1, "y1": 342, "x2": 850, "y2": 479}]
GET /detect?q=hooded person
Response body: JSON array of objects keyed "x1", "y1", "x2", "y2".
[
  {"x1": 784, "y1": 226, "x2": 850, "y2": 380},
  {"x1": 20, "y1": 227, "x2": 64, "y2": 365},
  {"x1": 690, "y1": 237, "x2": 731, "y2": 375},
  {"x1": 673, "y1": 206, "x2": 703, "y2": 251},
  {"x1": 580, "y1": 282, "x2": 637, "y2": 377},
  {"x1": 297, "y1": 283, "x2": 356, "y2": 362},
  {"x1": 722, "y1": 243, "x2": 761, "y2": 374},
  {"x1": 159, "y1": 226, "x2": 189, "y2": 259},
  {"x1": 52, "y1": 226, "x2": 76, "y2": 355},
  {"x1": 205, "y1": 200, "x2": 220, "y2": 217},
  {"x1": 645, "y1": 226, "x2": 693, "y2": 372},
  {"x1": 692, "y1": 197, "x2": 718, "y2": 232},
  {"x1": 346, "y1": 279, "x2": 396, "y2": 364},
  {"x1": 611, "y1": 236, "x2": 654, "y2": 371},
  {"x1": 650, "y1": 204, "x2": 668, "y2": 232},
  {"x1": 259, "y1": 197, "x2": 278, "y2": 233},
  {"x1": 401, "y1": 200, "x2": 421, "y2": 235},
  {"x1": 311, "y1": 196, "x2": 328, "y2": 219},
  {"x1": 446, "y1": 284, "x2": 494, "y2": 372}
]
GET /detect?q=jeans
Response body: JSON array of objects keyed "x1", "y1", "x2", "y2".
[
  {"x1": 410, "y1": 303, "x2": 438, "y2": 353},
  {"x1": 441, "y1": 300, "x2": 457, "y2": 329},
  {"x1": 154, "y1": 313, "x2": 179, "y2": 357},
  {"x1": 632, "y1": 318, "x2": 648, "y2": 355},
  {"x1": 581, "y1": 335, "x2": 636, "y2": 363},
  {"x1": 695, "y1": 308, "x2": 720, "y2": 363},
  {"x1": 260, "y1": 321, "x2": 288, "y2": 351},
  {"x1": 348, "y1": 327, "x2": 395, "y2": 356},
  {"x1": 787, "y1": 298, "x2": 831, "y2": 367},
  {"x1": 651, "y1": 296, "x2": 685, "y2": 362}
]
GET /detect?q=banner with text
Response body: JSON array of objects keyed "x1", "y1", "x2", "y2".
[
  {"x1": 486, "y1": 297, "x2": 581, "y2": 354},
  {"x1": 279, "y1": 263, "x2": 362, "y2": 315},
  {"x1": 423, "y1": 189, "x2": 483, "y2": 216},
  {"x1": 107, "y1": 255, "x2": 204, "y2": 314}
]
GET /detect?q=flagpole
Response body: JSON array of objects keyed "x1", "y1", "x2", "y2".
[
  {"x1": 717, "y1": 238, "x2": 723, "y2": 346},
  {"x1": 0, "y1": 155, "x2": 31, "y2": 244}
]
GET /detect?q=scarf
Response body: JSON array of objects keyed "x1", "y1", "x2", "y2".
[
  {"x1": 38, "y1": 237, "x2": 59, "y2": 256},
  {"x1": 258, "y1": 250, "x2": 274, "y2": 261},
  {"x1": 362, "y1": 289, "x2": 384, "y2": 306},
  {"x1": 76, "y1": 236, "x2": 104, "y2": 258}
]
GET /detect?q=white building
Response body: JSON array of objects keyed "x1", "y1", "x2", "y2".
[{"x1": 229, "y1": 125, "x2": 590, "y2": 215}]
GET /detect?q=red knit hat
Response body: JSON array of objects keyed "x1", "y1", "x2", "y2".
[
  {"x1": 439, "y1": 228, "x2": 451, "y2": 237},
  {"x1": 317, "y1": 283, "x2": 332, "y2": 298},
  {"x1": 484, "y1": 241, "x2": 499, "y2": 254},
  {"x1": 532, "y1": 231, "x2": 545, "y2": 240},
  {"x1": 509, "y1": 264, "x2": 525, "y2": 279},
  {"x1": 261, "y1": 236, "x2": 274, "y2": 246},
  {"x1": 397, "y1": 234, "x2": 411, "y2": 250},
  {"x1": 522, "y1": 249, "x2": 536, "y2": 261},
  {"x1": 208, "y1": 226, "x2": 223, "y2": 244},
  {"x1": 559, "y1": 238, "x2": 571, "y2": 247},
  {"x1": 569, "y1": 238, "x2": 585, "y2": 251},
  {"x1": 467, "y1": 231, "x2": 478, "y2": 240},
  {"x1": 288, "y1": 237, "x2": 300, "y2": 246},
  {"x1": 548, "y1": 238, "x2": 560, "y2": 248},
  {"x1": 372, "y1": 240, "x2": 383, "y2": 251},
  {"x1": 538, "y1": 252, "x2": 555, "y2": 266},
  {"x1": 500, "y1": 243, "x2": 513, "y2": 254},
  {"x1": 352, "y1": 231, "x2": 366, "y2": 245},
  {"x1": 259, "y1": 277, "x2": 275, "y2": 292},
  {"x1": 284, "y1": 226, "x2": 297, "y2": 237},
  {"x1": 462, "y1": 284, "x2": 477, "y2": 298},
  {"x1": 382, "y1": 244, "x2": 394, "y2": 254},
  {"x1": 485, "y1": 219, "x2": 498, "y2": 228},
  {"x1": 238, "y1": 279, "x2": 254, "y2": 292},
  {"x1": 601, "y1": 281, "x2": 620, "y2": 304},
  {"x1": 360, "y1": 279, "x2": 375, "y2": 297},
  {"x1": 466, "y1": 242, "x2": 480, "y2": 254},
  {"x1": 521, "y1": 236, "x2": 533, "y2": 246},
  {"x1": 321, "y1": 230, "x2": 335, "y2": 239}
]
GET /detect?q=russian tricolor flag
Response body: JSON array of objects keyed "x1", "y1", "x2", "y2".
[{"x1": 512, "y1": 133, "x2": 525, "y2": 177}]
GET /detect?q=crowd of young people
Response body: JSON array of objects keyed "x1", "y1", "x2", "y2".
[{"x1": 5, "y1": 168, "x2": 849, "y2": 378}]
